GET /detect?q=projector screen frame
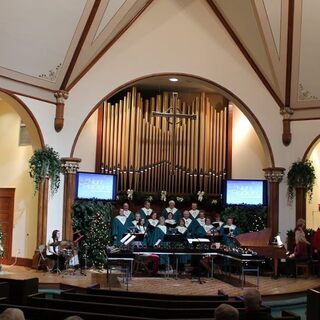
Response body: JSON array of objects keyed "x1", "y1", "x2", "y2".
[
  {"x1": 75, "y1": 171, "x2": 117, "y2": 201},
  {"x1": 222, "y1": 178, "x2": 268, "y2": 207}
]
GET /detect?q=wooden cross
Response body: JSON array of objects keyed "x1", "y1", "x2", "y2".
[{"x1": 152, "y1": 92, "x2": 196, "y2": 175}]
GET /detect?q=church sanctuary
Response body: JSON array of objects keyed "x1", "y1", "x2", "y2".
[{"x1": 1, "y1": 0, "x2": 320, "y2": 319}]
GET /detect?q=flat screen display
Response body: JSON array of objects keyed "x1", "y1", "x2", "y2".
[
  {"x1": 223, "y1": 179, "x2": 267, "y2": 206},
  {"x1": 75, "y1": 172, "x2": 117, "y2": 201}
]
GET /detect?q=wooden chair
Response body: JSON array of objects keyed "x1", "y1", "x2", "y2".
[{"x1": 295, "y1": 260, "x2": 309, "y2": 278}]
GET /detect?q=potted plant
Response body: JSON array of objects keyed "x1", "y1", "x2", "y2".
[
  {"x1": 287, "y1": 159, "x2": 316, "y2": 202},
  {"x1": 29, "y1": 145, "x2": 61, "y2": 195}
]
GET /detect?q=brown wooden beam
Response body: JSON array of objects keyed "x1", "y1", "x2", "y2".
[{"x1": 37, "y1": 178, "x2": 49, "y2": 246}]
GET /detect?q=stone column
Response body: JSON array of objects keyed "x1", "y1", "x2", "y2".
[
  {"x1": 263, "y1": 167, "x2": 285, "y2": 237},
  {"x1": 61, "y1": 157, "x2": 81, "y2": 241}
]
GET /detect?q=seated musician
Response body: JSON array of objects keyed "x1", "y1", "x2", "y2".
[
  {"x1": 189, "y1": 202, "x2": 200, "y2": 220},
  {"x1": 165, "y1": 212, "x2": 177, "y2": 230},
  {"x1": 139, "y1": 201, "x2": 153, "y2": 219},
  {"x1": 46, "y1": 230, "x2": 65, "y2": 271},
  {"x1": 221, "y1": 217, "x2": 240, "y2": 246},
  {"x1": 161, "y1": 200, "x2": 181, "y2": 223},
  {"x1": 286, "y1": 219, "x2": 310, "y2": 277},
  {"x1": 112, "y1": 209, "x2": 128, "y2": 245}
]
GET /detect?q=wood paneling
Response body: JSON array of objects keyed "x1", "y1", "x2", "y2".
[{"x1": 0, "y1": 188, "x2": 14, "y2": 264}]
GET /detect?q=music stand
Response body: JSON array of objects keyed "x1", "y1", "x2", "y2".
[
  {"x1": 212, "y1": 222, "x2": 220, "y2": 229},
  {"x1": 223, "y1": 226, "x2": 230, "y2": 235}
]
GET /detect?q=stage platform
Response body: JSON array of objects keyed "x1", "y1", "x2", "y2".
[{"x1": 0, "y1": 265, "x2": 319, "y2": 298}]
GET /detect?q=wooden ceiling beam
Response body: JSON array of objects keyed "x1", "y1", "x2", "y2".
[
  {"x1": 206, "y1": 0, "x2": 284, "y2": 109},
  {"x1": 60, "y1": 0, "x2": 102, "y2": 91}
]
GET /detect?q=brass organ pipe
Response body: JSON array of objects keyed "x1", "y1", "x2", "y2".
[
  {"x1": 118, "y1": 100, "x2": 124, "y2": 190},
  {"x1": 114, "y1": 103, "x2": 119, "y2": 171},
  {"x1": 194, "y1": 96, "x2": 200, "y2": 191},
  {"x1": 182, "y1": 102, "x2": 187, "y2": 193},
  {"x1": 134, "y1": 94, "x2": 142, "y2": 190},
  {"x1": 102, "y1": 102, "x2": 107, "y2": 173}
]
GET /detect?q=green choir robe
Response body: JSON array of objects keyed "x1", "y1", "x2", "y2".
[
  {"x1": 176, "y1": 226, "x2": 190, "y2": 264},
  {"x1": 139, "y1": 207, "x2": 153, "y2": 220},
  {"x1": 123, "y1": 210, "x2": 134, "y2": 223},
  {"x1": 149, "y1": 225, "x2": 168, "y2": 265},
  {"x1": 221, "y1": 224, "x2": 240, "y2": 246},
  {"x1": 193, "y1": 218, "x2": 206, "y2": 237},
  {"x1": 112, "y1": 215, "x2": 128, "y2": 245}
]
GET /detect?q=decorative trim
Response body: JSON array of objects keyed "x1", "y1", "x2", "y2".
[
  {"x1": 60, "y1": 0, "x2": 102, "y2": 90},
  {"x1": 61, "y1": 157, "x2": 81, "y2": 174},
  {"x1": 298, "y1": 83, "x2": 318, "y2": 101},
  {"x1": 285, "y1": 0, "x2": 294, "y2": 106},
  {"x1": 263, "y1": 167, "x2": 285, "y2": 183},
  {"x1": 65, "y1": 0, "x2": 154, "y2": 91},
  {"x1": 38, "y1": 63, "x2": 62, "y2": 82}
]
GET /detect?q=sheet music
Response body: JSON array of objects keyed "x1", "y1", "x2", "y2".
[
  {"x1": 120, "y1": 233, "x2": 131, "y2": 244},
  {"x1": 124, "y1": 235, "x2": 136, "y2": 245}
]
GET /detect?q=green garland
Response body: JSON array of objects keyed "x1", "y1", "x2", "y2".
[
  {"x1": 29, "y1": 145, "x2": 61, "y2": 195},
  {"x1": 115, "y1": 191, "x2": 222, "y2": 212},
  {"x1": 221, "y1": 205, "x2": 267, "y2": 233},
  {"x1": 72, "y1": 199, "x2": 113, "y2": 269}
]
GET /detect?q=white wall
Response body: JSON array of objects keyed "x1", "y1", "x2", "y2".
[
  {"x1": 15, "y1": 0, "x2": 320, "y2": 239},
  {"x1": 0, "y1": 100, "x2": 37, "y2": 259},
  {"x1": 231, "y1": 104, "x2": 267, "y2": 179},
  {"x1": 306, "y1": 143, "x2": 320, "y2": 229},
  {"x1": 73, "y1": 109, "x2": 98, "y2": 172}
]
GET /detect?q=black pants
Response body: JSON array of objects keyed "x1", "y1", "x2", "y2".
[{"x1": 47, "y1": 254, "x2": 65, "y2": 271}]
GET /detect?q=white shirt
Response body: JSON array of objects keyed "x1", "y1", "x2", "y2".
[{"x1": 165, "y1": 219, "x2": 176, "y2": 225}]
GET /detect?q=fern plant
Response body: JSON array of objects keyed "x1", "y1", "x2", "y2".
[
  {"x1": 287, "y1": 159, "x2": 316, "y2": 202},
  {"x1": 29, "y1": 145, "x2": 61, "y2": 195}
]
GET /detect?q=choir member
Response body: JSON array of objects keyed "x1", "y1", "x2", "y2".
[
  {"x1": 161, "y1": 200, "x2": 181, "y2": 223},
  {"x1": 221, "y1": 217, "x2": 240, "y2": 246},
  {"x1": 122, "y1": 202, "x2": 134, "y2": 222},
  {"x1": 193, "y1": 210, "x2": 206, "y2": 236},
  {"x1": 149, "y1": 217, "x2": 168, "y2": 266},
  {"x1": 131, "y1": 212, "x2": 142, "y2": 229},
  {"x1": 196, "y1": 218, "x2": 214, "y2": 237},
  {"x1": 165, "y1": 212, "x2": 177, "y2": 229},
  {"x1": 189, "y1": 202, "x2": 200, "y2": 220},
  {"x1": 212, "y1": 213, "x2": 224, "y2": 232},
  {"x1": 182, "y1": 210, "x2": 193, "y2": 235},
  {"x1": 176, "y1": 218, "x2": 188, "y2": 236},
  {"x1": 139, "y1": 201, "x2": 153, "y2": 219},
  {"x1": 112, "y1": 209, "x2": 128, "y2": 245}
]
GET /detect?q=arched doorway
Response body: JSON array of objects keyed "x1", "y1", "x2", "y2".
[{"x1": 0, "y1": 91, "x2": 43, "y2": 263}]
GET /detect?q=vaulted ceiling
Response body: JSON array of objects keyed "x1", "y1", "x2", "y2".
[{"x1": 0, "y1": 0, "x2": 319, "y2": 121}]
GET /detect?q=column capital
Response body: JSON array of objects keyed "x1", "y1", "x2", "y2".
[
  {"x1": 263, "y1": 167, "x2": 285, "y2": 183},
  {"x1": 54, "y1": 90, "x2": 69, "y2": 104},
  {"x1": 280, "y1": 107, "x2": 294, "y2": 119},
  {"x1": 61, "y1": 157, "x2": 81, "y2": 174}
]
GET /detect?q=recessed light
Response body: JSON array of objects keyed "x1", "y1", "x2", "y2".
[{"x1": 169, "y1": 78, "x2": 178, "y2": 82}]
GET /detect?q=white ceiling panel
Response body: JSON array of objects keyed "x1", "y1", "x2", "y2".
[{"x1": 0, "y1": 0, "x2": 87, "y2": 81}]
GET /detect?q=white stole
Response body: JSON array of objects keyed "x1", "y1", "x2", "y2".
[
  {"x1": 189, "y1": 209, "x2": 199, "y2": 219},
  {"x1": 148, "y1": 219, "x2": 159, "y2": 227},
  {"x1": 115, "y1": 215, "x2": 127, "y2": 225}
]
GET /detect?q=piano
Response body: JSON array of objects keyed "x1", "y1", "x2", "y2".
[{"x1": 236, "y1": 228, "x2": 287, "y2": 277}]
